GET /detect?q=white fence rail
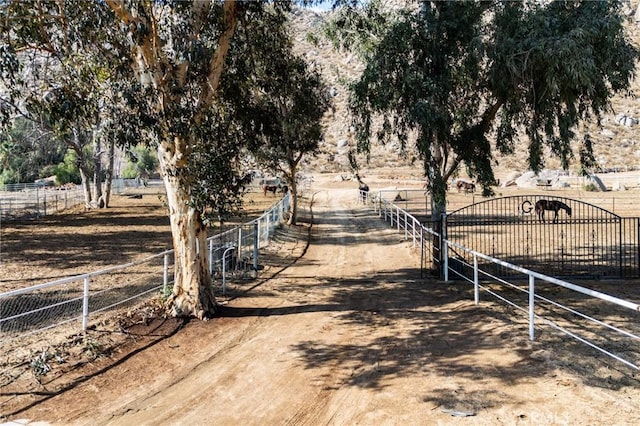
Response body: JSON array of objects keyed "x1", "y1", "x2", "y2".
[
  {"x1": 0, "y1": 185, "x2": 85, "y2": 220},
  {"x1": 0, "y1": 193, "x2": 290, "y2": 358},
  {"x1": 364, "y1": 189, "x2": 640, "y2": 370},
  {"x1": 0, "y1": 178, "x2": 155, "y2": 220}
]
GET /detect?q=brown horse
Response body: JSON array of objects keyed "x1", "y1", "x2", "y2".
[
  {"x1": 456, "y1": 180, "x2": 475, "y2": 193},
  {"x1": 262, "y1": 184, "x2": 279, "y2": 196},
  {"x1": 535, "y1": 199, "x2": 572, "y2": 223}
]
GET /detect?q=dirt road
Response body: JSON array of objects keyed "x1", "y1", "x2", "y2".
[{"x1": 4, "y1": 181, "x2": 640, "y2": 425}]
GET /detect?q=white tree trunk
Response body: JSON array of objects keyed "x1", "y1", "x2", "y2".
[
  {"x1": 93, "y1": 136, "x2": 103, "y2": 207},
  {"x1": 159, "y1": 144, "x2": 216, "y2": 319}
]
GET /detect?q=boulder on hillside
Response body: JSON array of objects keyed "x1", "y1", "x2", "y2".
[
  {"x1": 501, "y1": 171, "x2": 522, "y2": 187},
  {"x1": 514, "y1": 170, "x2": 568, "y2": 189}
]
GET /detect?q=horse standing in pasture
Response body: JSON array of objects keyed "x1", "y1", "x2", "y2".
[
  {"x1": 262, "y1": 184, "x2": 279, "y2": 196},
  {"x1": 456, "y1": 180, "x2": 475, "y2": 193},
  {"x1": 535, "y1": 199, "x2": 572, "y2": 223}
]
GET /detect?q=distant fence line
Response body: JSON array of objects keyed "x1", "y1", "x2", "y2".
[
  {"x1": 0, "y1": 178, "x2": 155, "y2": 221},
  {"x1": 362, "y1": 189, "x2": 640, "y2": 371},
  {"x1": 0, "y1": 193, "x2": 291, "y2": 372}
]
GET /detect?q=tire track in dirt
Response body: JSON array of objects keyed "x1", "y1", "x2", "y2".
[
  {"x1": 102, "y1": 187, "x2": 412, "y2": 425},
  {"x1": 281, "y1": 191, "x2": 370, "y2": 425}
]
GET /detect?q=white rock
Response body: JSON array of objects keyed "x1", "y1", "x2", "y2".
[
  {"x1": 613, "y1": 181, "x2": 627, "y2": 191},
  {"x1": 601, "y1": 129, "x2": 616, "y2": 139}
]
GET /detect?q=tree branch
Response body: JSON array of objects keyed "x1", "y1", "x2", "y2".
[
  {"x1": 443, "y1": 156, "x2": 461, "y2": 183},
  {"x1": 195, "y1": 0, "x2": 238, "y2": 119},
  {"x1": 105, "y1": 0, "x2": 136, "y2": 24}
]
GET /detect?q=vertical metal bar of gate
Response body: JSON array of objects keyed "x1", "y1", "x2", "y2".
[
  {"x1": 253, "y1": 221, "x2": 259, "y2": 277},
  {"x1": 529, "y1": 275, "x2": 535, "y2": 341},
  {"x1": 619, "y1": 219, "x2": 623, "y2": 276},
  {"x1": 420, "y1": 226, "x2": 424, "y2": 277},
  {"x1": 404, "y1": 211, "x2": 408, "y2": 239},
  {"x1": 443, "y1": 240, "x2": 449, "y2": 282},
  {"x1": 473, "y1": 254, "x2": 479, "y2": 305}
]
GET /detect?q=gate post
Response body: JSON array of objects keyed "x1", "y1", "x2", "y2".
[
  {"x1": 253, "y1": 220, "x2": 259, "y2": 278},
  {"x1": 164, "y1": 252, "x2": 170, "y2": 293},
  {"x1": 473, "y1": 254, "x2": 479, "y2": 304},
  {"x1": 443, "y1": 240, "x2": 449, "y2": 282},
  {"x1": 437, "y1": 212, "x2": 449, "y2": 280},
  {"x1": 529, "y1": 274, "x2": 536, "y2": 341},
  {"x1": 82, "y1": 276, "x2": 90, "y2": 332},
  {"x1": 420, "y1": 226, "x2": 424, "y2": 278}
]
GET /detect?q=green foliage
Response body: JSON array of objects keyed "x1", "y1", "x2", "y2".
[
  {"x1": 238, "y1": 9, "x2": 331, "y2": 183},
  {"x1": 0, "y1": 168, "x2": 19, "y2": 185},
  {"x1": 81, "y1": 337, "x2": 105, "y2": 360},
  {"x1": 490, "y1": 1, "x2": 638, "y2": 172},
  {"x1": 0, "y1": 0, "x2": 136, "y2": 202},
  {"x1": 584, "y1": 183, "x2": 599, "y2": 192},
  {"x1": 179, "y1": 104, "x2": 251, "y2": 225},
  {"x1": 0, "y1": 118, "x2": 67, "y2": 183},
  {"x1": 327, "y1": 0, "x2": 637, "y2": 215},
  {"x1": 29, "y1": 348, "x2": 65, "y2": 377},
  {"x1": 122, "y1": 145, "x2": 159, "y2": 183},
  {"x1": 53, "y1": 149, "x2": 82, "y2": 185}
]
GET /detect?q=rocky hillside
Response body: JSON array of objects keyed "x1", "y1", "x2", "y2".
[{"x1": 290, "y1": 3, "x2": 640, "y2": 182}]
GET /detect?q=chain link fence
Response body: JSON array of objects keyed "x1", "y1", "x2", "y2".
[{"x1": 0, "y1": 192, "x2": 291, "y2": 382}]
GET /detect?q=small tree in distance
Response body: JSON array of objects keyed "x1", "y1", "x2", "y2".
[
  {"x1": 122, "y1": 145, "x2": 159, "y2": 186},
  {"x1": 246, "y1": 19, "x2": 331, "y2": 226}
]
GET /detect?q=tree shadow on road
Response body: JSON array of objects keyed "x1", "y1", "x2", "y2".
[{"x1": 219, "y1": 268, "x2": 640, "y2": 400}]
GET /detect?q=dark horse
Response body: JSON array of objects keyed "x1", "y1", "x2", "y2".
[
  {"x1": 535, "y1": 199, "x2": 572, "y2": 223},
  {"x1": 456, "y1": 180, "x2": 475, "y2": 193},
  {"x1": 262, "y1": 184, "x2": 279, "y2": 196}
]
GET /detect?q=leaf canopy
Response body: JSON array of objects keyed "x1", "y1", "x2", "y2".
[{"x1": 327, "y1": 0, "x2": 638, "y2": 205}]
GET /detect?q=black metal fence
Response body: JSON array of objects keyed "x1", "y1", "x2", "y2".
[{"x1": 446, "y1": 195, "x2": 640, "y2": 279}]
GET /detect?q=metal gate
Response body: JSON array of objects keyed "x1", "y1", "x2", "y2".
[{"x1": 446, "y1": 195, "x2": 640, "y2": 278}]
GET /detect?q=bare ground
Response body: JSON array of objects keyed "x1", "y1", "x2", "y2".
[{"x1": 2, "y1": 174, "x2": 640, "y2": 425}]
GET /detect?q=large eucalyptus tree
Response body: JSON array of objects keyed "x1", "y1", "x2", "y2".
[
  {"x1": 328, "y1": 0, "x2": 638, "y2": 222},
  {"x1": 1, "y1": 1, "x2": 324, "y2": 319}
]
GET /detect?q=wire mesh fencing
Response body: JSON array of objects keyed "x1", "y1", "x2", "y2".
[
  {"x1": 0, "y1": 185, "x2": 86, "y2": 220},
  {"x1": 0, "y1": 192, "x2": 291, "y2": 368}
]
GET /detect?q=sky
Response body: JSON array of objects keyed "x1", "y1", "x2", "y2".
[{"x1": 307, "y1": 0, "x2": 334, "y2": 13}]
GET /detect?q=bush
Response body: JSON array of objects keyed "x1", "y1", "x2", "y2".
[
  {"x1": 584, "y1": 183, "x2": 599, "y2": 192},
  {"x1": 53, "y1": 150, "x2": 82, "y2": 185},
  {"x1": 0, "y1": 168, "x2": 20, "y2": 185}
]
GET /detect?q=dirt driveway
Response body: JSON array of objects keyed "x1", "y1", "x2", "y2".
[{"x1": 3, "y1": 178, "x2": 640, "y2": 425}]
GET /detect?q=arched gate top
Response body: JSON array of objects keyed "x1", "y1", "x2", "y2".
[{"x1": 447, "y1": 195, "x2": 620, "y2": 223}]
